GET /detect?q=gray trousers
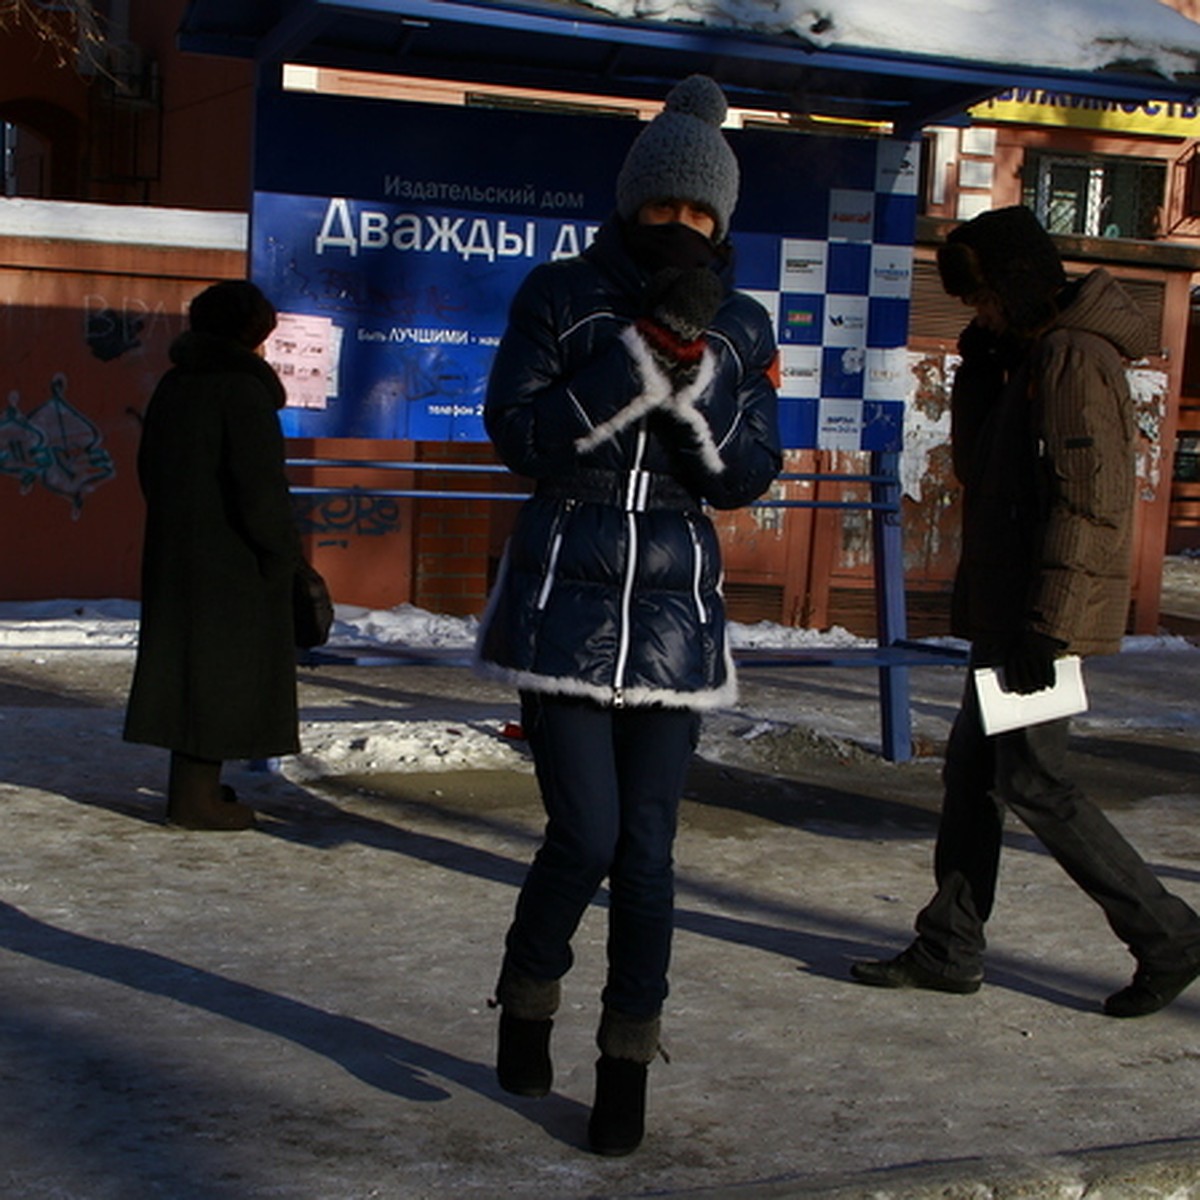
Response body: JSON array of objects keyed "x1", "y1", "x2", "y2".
[{"x1": 910, "y1": 675, "x2": 1200, "y2": 979}]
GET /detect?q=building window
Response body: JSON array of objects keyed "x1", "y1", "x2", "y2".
[
  {"x1": 916, "y1": 131, "x2": 935, "y2": 214},
  {"x1": 2, "y1": 123, "x2": 13, "y2": 196},
  {"x1": 1022, "y1": 152, "x2": 1165, "y2": 239},
  {"x1": 2, "y1": 122, "x2": 48, "y2": 198}
]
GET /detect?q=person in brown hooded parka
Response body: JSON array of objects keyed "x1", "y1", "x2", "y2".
[
  {"x1": 851, "y1": 206, "x2": 1200, "y2": 1018},
  {"x1": 124, "y1": 280, "x2": 301, "y2": 830}
]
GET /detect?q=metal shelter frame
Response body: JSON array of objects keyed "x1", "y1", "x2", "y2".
[{"x1": 284, "y1": 452, "x2": 961, "y2": 762}]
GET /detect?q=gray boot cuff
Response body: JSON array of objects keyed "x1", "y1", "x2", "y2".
[
  {"x1": 596, "y1": 1007, "x2": 661, "y2": 1064},
  {"x1": 496, "y1": 967, "x2": 561, "y2": 1021}
]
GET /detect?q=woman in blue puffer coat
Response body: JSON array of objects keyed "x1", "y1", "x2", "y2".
[{"x1": 475, "y1": 75, "x2": 781, "y2": 1155}]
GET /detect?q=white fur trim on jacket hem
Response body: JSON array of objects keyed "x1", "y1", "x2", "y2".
[{"x1": 473, "y1": 655, "x2": 739, "y2": 711}]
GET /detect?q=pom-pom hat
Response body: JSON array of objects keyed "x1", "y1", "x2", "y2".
[{"x1": 616, "y1": 75, "x2": 740, "y2": 241}]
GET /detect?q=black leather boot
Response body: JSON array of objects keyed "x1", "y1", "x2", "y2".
[
  {"x1": 587, "y1": 1054, "x2": 648, "y2": 1156},
  {"x1": 497, "y1": 1012, "x2": 553, "y2": 1097}
]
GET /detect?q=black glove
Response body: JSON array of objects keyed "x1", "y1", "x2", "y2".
[
  {"x1": 646, "y1": 267, "x2": 723, "y2": 341},
  {"x1": 636, "y1": 267, "x2": 723, "y2": 387},
  {"x1": 1002, "y1": 629, "x2": 1066, "y2": 695}
]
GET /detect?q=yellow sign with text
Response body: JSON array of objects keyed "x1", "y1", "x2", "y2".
[{"x1": 971, "y1": 89, "x2": 1200, "y2": 137}]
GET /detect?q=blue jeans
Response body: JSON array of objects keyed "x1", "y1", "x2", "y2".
[
  {"x1": 911, "y1": 674, "x2": 1200, "y2": 979},
  {"x1": 504, "y1": 692, "x2": 700, "y2": 1019}
]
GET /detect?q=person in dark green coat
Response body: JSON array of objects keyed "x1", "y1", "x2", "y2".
[{"x1": 124, "y1": 280, "x2": 301, "y2": 830}]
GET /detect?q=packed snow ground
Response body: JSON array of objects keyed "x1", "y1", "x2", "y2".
[
  {"x1": 3, "y1": 589, "x2": 1200, "y2": 1200},
  {"x1": 2, "y1": 564, "x2": 1199, "y2": 1200}
]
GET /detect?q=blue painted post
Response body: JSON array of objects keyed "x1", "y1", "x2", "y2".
[{"x1": 871, "y1": 450, "x2": 913, "y2": 762}]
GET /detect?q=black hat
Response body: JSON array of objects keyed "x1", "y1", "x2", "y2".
[
  {"x1": 189, "y1": 280, "x2": 277, "y2": 349},
  {"x1": 937, "y1": 206, "x2": 1065, "y2": 333}
]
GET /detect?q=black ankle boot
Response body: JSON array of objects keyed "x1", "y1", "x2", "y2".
[
  {"x1": 587, "y1": 1054, "x2": 648, "y2": 1156},
  {"x1": 496, "y1": 1011, "x2": 553, "y2": 1097}
]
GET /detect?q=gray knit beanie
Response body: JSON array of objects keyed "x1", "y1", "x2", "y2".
[{"x1": 616, "y1": 75, "x2": 739, "y2": 241}]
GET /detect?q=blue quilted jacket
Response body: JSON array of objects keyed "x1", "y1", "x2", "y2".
[{"x1": 474, "y1": 217, "x2": 781, "y2": 710}]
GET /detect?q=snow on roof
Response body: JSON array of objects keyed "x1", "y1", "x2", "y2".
[{"x1": 576, "y1": 0, "x2": 1200, "y2": 81}]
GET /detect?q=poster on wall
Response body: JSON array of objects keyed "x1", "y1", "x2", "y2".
[{"x1": 252, "y1": 87, "x2": 918, "y2": 451}]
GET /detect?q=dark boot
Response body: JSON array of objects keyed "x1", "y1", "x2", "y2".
[
  {"x1": 494, "y1": 967, "x2": 560, "y2": 1097},
  {"x1": 497, "y1": 1012, "x2": 553, "y2": 1097},
  {"x1": 588, "y1": 1056, "x2": 649, "y2": 1156},
  {"x1": 167, "y1": 753, "x2": 255, "y2": 831},
  {"x1": 587, "y1": 1008, "x2": 660, "y2": 1156}
]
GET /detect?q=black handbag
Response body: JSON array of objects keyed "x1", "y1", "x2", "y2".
[{"x1": 293, "y1": 559, "x2": 334, "y2": 648}]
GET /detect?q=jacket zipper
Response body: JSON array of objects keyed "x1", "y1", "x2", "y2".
[
  {"x1": 612, "y1": 510, "x2": 638, "y2": 708},
  {"x1": 685, "y1": 512, "x2": 708, "y2": 625},
  {"x1": 535, "y1": 499, "x2": 574, "y2": 611},
  {"x1": 612, "y1": 424, "x2": 648, "y2": 706}
]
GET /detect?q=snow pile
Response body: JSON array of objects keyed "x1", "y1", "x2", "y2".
[
  {"x1": 0, "y1": 572, "x2": 1193, "y2": 779},
  {"x1": 288, "y1": 715, "x2": 532, "y2": 781},
  {"x1": 0, "y1": 595, "x2": 1194, "y2": 654},
  {"x1": 0, "y1": 597, "x2": 871, "y2": 653},
  {"x1": 730, "y1": 618, "x2": 865, "y2": 650},
  {"x1": 0, "y1": 599, "x2": 144, "y2": 649},
  {"x1": 577, "y1": 0, "x2": 1200, "y2": 79},
  {"x1": 331, "y1": 602, "x2": 480, "y2": 650}
]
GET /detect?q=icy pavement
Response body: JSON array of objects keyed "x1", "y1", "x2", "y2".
[{"x1": 0, "y1": 630, "x2": 1198, "y2": 1198}]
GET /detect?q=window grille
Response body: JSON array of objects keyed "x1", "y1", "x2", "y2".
[{"x1": 1022, "y1": 152, "x2": 1165, "y2": 239}]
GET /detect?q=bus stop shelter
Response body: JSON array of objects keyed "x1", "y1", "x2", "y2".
[
  {"x1": 178, "y1": 0, "x2": 1200, "y2": 131},
  {"x1": 177, "y1": 0, "x2": 1200, "y2": 760}
]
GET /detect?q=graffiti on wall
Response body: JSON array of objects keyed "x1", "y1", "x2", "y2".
[
  {"x1": 82, "y1": 292, "x2": 190, "y2": 363},
  {"x1": 0, "y1": 375, "x2": 116, "y2": 516},
  {"x1": 85, "y1": 304, "x2": 146, "y2": 362},
  {"x1": 291, "y1": 491, "x2": 402, "y2": 548}
]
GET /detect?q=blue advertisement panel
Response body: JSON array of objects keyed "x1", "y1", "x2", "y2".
[{"x1": 252, "y1": 88, "x2": 918, "y2": 450}]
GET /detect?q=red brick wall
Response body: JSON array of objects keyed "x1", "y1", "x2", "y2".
[{"x1": 411, "y1": 442, "x2": 526, "y2": 616}]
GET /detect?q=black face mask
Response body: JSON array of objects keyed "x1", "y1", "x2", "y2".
[{"x1": 622, "y1": 220, "x2": 721, "y2": 273}]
